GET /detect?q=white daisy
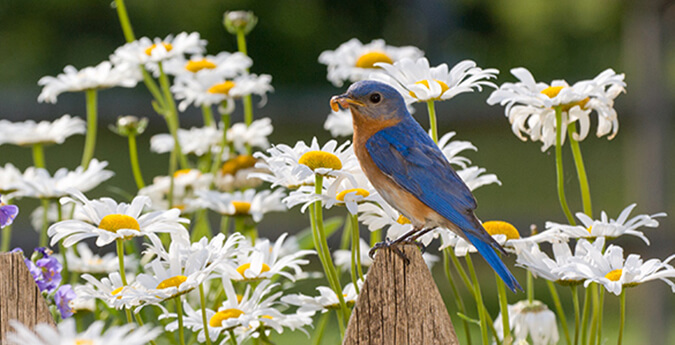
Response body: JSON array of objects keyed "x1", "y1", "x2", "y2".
[
  {"x1": 111, "y1": 32, "x2": 206, "y2": 66},
  {"x1": 37, "y1": 61, "x2": 141, "y2": 103},
  {"x1": 66, "y1": 242, "x2": 136, "y2": 274},
  {"x1": 487, "y1": 67, "x2": 626, "y2": 151},
  {"x1": 78, "y1": 272, "x2": 144, "y2": 309},
  {"x1": 171, "y1": 71, "x2": 273, "y2": 112},
  {"x1": 333, "y1": 238, "x2": 439, "y2": 270},
  {"x1": 30, "y1": 202, "x2": 81, "y2": 233},
  {"x1": 195, "y1": 188, "x2": 286, "y2": 222},
  {"x1": 324, "y1": 108, "x2": 354, "y2": 137},
  {"x1": 18, "y1": 159, "x2": 114, "y2": 199},
  {"x1": 227, "y1": 117, "x2": 273, "y2": 153},
  {"x1": 150, "y1": 125, "x2": 222, "y2": 156},
  {"x1": 162, "y1": 51, "x2": 252, "y2": 78},
  {"x1": 281, "y1": 280, "x2": 361, "y2": 315},
  {"x1": 442, "y1": 221, "x2": 561, "y2": 256},
  {"x1": 318, "y1": 38, "x2": 424, "y2": 87},
  {"x1": 545, "y1": 203, "x2": 666, "y2": 245},
  {"x1": 373, "y1": 57, "x2": 498, "y2": 103},
  {"x1": 214, "y1": 154, "x2": 266, "y2": 192},
  {"x1": 284, "y1": 170, "x2": 376, "y2": 215},
  {"x1": 0, "y1": 114, "x2": 85, "y2": 146},
  {"x1": 48, "y1": 190, "x2": 189, "y2": 247},
  {"x1": 493, "y1": 300, "x2": 559, "y2": 345},
  {"x1": 8, "y1": 319, "x2": 160, "y2": 345},
  {"x1": 138, "y1": 169, "x2": 213, "y2": 214},
  {"x1": 512, "y1": 238, "x2": 599, "y2": 285},
  {"x1": 0, "y1": 163, "x2": 25, "y2": 198}
]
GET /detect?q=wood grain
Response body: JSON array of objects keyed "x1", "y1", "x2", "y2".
[
  {"x1": 0, "y1": 252, "x2": 55, "y2": 343},
  {"x1": 344, "y1": 244, "x2": 459, "y2": 345}
]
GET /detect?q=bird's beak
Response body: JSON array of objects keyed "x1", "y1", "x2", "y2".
[{"x1": 330, "y1": 94, "x2": 364, "y2": 112}]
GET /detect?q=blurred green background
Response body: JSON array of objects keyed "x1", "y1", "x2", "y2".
[{"x1": 0, "y1": 0, "x2": 673, "y2": 343}]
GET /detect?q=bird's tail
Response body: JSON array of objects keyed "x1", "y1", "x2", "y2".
[{"x1": 465, "y1": 231, "x2": 522, "y2": 292}]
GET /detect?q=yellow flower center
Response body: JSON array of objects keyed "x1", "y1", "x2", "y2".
[
  {"x1": 231, "y1": 201, "x2": 252, "y2": 215},
  {"x1": 185, "y1": 59, "x2": 217, "y2": 72},
  {"x1": 111, "y1": 286, "x2": 124, "y2": 296},
  {"x1": 236, "y1": 294, "x2": 243, "y2": 303},
  {"x1": 173, "y1": 169, "x2": 198, "y2": 178},
  {"x1": 605, "y1": 269, "x2": 623, "y2": 282},
  {"x1": 396, "y1": 215, "x2": 411, "y2": 225},
  {"x1": 87, "y1": 258, "x2": 103, "y2": 266},
  {"x1": 144, "y1": 42, "x2": 173, "y2": 56},
  {"x1": 586, "y1": 226, "x2": 593, "y2": 234},
  {"x1": 336, "y1": 188, "x2": 370, "y2": 202},
  {"x1": 540, "y1": 86, "x2": 590, "y2": 111},
  {"x1": 156, "y1": 275, "x2": 188, "y2": 289},
  {"x1": 409, "y1": 79, "x2": 450, "y2": 100},
  {"x1": 221, "y1": 155, "x2": 258, "y2": 176},
  {"x1": 540, "y1": 86, "x2": 565, "y2": 98},
  {"x1": 298, "y1": 151, "x2": 342, "y2": 171},
  {"x1": 208, "y1": 81, "x2": 236, "y2": 95},
  {"x1": 98, "y1": 214, "x2": 140, "y2": 233},
  {"x1": 483, "y1": 221, "x2": 521, "y2": 240},
  {"x1": 209, "y1": 308, "x2": 244, "y2": 327},
  {"x1": 261, "y1": 315, "x2": 274, "y2": 320},
  {"x1": 236, "y1": 262, "x2": 271, "y2": 276},
  {"x1": 355, "y1": 51, "x2": 393, "y2": 69},
  {"x1": 75, "y1": 340, "x2": 94, "y2": 345}
]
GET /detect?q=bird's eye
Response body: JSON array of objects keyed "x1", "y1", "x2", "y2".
[{"x1": 369, "y1": 93, "x2": 381, "y2": 104}]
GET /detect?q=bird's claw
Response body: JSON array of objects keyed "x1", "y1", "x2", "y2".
[{"x1": 369, "y1": 239, "x2": 411, "y2": 265}]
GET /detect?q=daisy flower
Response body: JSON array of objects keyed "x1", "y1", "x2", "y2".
[
  {"x1": 227, "y1": 117, "x2": 273, "y2": 153},
  {"x1": 493, "y1": 300, "x2": 559, "y2": 345},
  {"x1": 37, "y1": 61, "x2": 141, "y2": 103},
  {"x1": 318, "y1": 38, "x2": 424, "y2": 87},
  {"x1": 373, "y1": 57, "x2": 498, "y2": 103},
  {"x1": 0, "y1": 114, "x2": 85, "y2": 146},
  {"x1": 223, "y1": 233, "x2": 314, "y2": 282},
  {"x1": 545, "y1": 203, "x2": 666, "y2": 245},
  {"x1": 171, "y1": 71, "x2": 273, "y2": 112},
  {"x1": 512, "y1": 238, "x2": 600, "y2": 285},
  {"x1": 333, "y1": 238, "x2": 439, "y2": 270},
  {"x1": 324, "y1": 108, "x2": 353, "y2": 137},
  {"x1": 487, "y1": 67, "x2": 626, "y2": 151},
  {"x1": 150, "y1": 125, "x2": 222, "y2": 156},
  {"x1": 65, "y1": 242, "x2": 136, "y2": 274},
  {"x1": 48, "y1": 190, "x2": 189, "y2": 247},
  {"x1": 77, "y1": 272, "x2": 144, "y2": 309},
  {"x1": 195, "y1": 188, "x2": 286, "y2": 222},
  {"x1": 18, "y1": 159, "x2": 114, "y2": 199},
  {"x1": 214, "y1": 154, "x2": 266, "y2": 192},
  {"x1": 163, "y1": 51, "x2": 252, "y2": 78},
  {"x1": 7, "y1": 319, "x2": 160, "y2": 345},
  {"x1": 439, "y1": 221, "x2": 559, "y2": 255},
  {"x1": 111, "y1": 32, "x2": 206, "y2": 66},
  {"x1": 436, "y1": 131, "x2": 502, "y2": 190},
  {"x1": 138, "y1": 169, "x2": 213, "y2": 213},
  {"x1": 0, "y1": 163, "x2": 24, "y2": 198},
  {"x1": 284, "y1": 170, "x2": 377, "y2": 215},
  {"x1": 281, "y1": 281, "x2": 361, "y2": 315}
]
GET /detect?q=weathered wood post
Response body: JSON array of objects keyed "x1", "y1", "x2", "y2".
[
  {"x1": 0, "y1": 252, "x2": 55, "y2": 343},
  {"x1": 344, "y1": 244, "x2": 459, "y2": 345}
]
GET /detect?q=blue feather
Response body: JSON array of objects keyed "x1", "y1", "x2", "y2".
[{"x1": 465, "y1": 232, "x2": 522, "y2": 292}]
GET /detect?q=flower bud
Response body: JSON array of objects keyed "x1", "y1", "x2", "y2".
[
  {"x1": 110, "y1": 115, "x2": 148, "y2": 136},
  {"x1": 223, "y1": 11, "x2": 258, "y2": 35}
]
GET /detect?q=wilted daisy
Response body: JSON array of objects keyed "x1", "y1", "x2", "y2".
[
  {"x1": 19, "y1": 159, "x2": 114, "y2": 199},
  {"x1": 150, "y1": 125, "x2": 222, "y2": 156},
  {"x1": 111, "y1": 32, "x2": 206, "y2": 66},
  {"x1": 65, "y1": 242, "x2": 136, "y2": 274},
  {"x1": 37, "y1": 61, "x2": 141, "y2": 103},
  {"x1": 281, "y1": 281, "x2": 361, "y2": 315},
  {"x1": 373, "y1": 57, "x2": 498, "y2": 103},
  {"x1": 163, "y1": 51, "x2": 252, "y2": 78},
  {"x1": 487, "y1": 67, "x2": 626, "y2": 151},
  {"x1": 227, "y1": 117, "x2": 273, "y2": 153},
  {"x1": 0, "y1": 114, "x2": 85, "y2": 146},
  {"x1": 318, "y1": 38, "x2": 424, "y2": 87},
  {"x1": 48, "y1": 190, "x2": 189, "y2": 247},
  {"x1": 545, "y1": 203, "x2": 666, "y2": 245},
  {"x1": 138, "y1": 169, "x2": 213, "y2": 213},
  {"x1": 196, "y1": 188, "x2": 286, "y2": 223},
  {"x1": 224, "y1": 233, "x2": 314, "y2": 282},
  {"x1": 493, "y1": 300, "x2": 559, "y2": 345},
  {"x1": 172, "y1": 71, "x2": 273, "y2": 112},
  {"x1": 8, "y1": 319, "x2": 160, "y2": 345}
]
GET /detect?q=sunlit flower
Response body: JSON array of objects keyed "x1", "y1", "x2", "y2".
[
  {"x1": 373, "y1": 57, "x2": 498, "y2": 103},
  {"x1": 318, "y1": 38, "x2": 424, "y2": 87},
  {"x1": 227, "y1": 117, "x2": 273, "y2": 153},
  {"x1": 18, "y1": 159, "x2": 114, "y2": 199},
  {"x1": 493, "y1": 300, "x2": 559, "y2": 345},
  {"x1": 545, "y1": 203, "x2": 666, "y2": 245},
  {"x1": 163, "y1": 51, "x2": 252, "y2": 78},
  {"x1": 487, "y1": 68, "x2": 626, "y2": 151},
  {"x1": 0, "y1": 114, "x2": 85, "y2": 146},
  {"x1": 281, "y1": 281, "x2": 361, "y2": 315},
  {"x1": 150, "y1": 125, "x2": 222, "y2": 156},
  {"x1": 65, "y1": 242, "x2": 136, "y2": 274},
  {"x1": 138, "y1": 169, "x2": 213, "y2": 213},
  {"x1": 37, "y1": 61, "x2": 141, "y2": 103},
  {"x1": 48, "y1": 190, "x2": 189, "y2": 247},
  {"x1": 195, "y1": 188, "x2": 286, "y2": 222},
  {"x1": 111, "y1": 32, "x2": 206, "y2": 66},
  {"x1": 172, "y1": 71, "x2": 273, "y2": 112},
  {"x1": 7, "y1": 319, "x2": 160, "y2": 345}
]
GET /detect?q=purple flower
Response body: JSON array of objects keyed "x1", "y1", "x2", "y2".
[
  {"x1": 0, "y1": 196, "x2": 18, "y2": 228},
  {"x1": 35, "y1": 252, "x2": 62, "y2": 293},
  {"x1": 12, "y1": 248, "x2": 42, "y2": 282},
  {"x1": 54, "y1": 284, "x2": 76, "y2": 318}
]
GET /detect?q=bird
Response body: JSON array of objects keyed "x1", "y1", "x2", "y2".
[{"x1": 330, "y1": 80, "x2": 522, "y2": 292}]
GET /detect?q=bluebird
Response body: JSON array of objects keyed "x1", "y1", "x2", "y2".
[{"x1": 330, "y1": 80, "x2": 522, "y2": 292}]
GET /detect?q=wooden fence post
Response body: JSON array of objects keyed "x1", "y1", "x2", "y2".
[
  {"x1": 343, "y1": 244, "x2": 460, "y2": 345},
  {"x1": 0, "y1": 252, "x2": 55, "y2": 343}
]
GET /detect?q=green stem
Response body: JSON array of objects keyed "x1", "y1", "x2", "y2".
[
  {"x1": 175, "y1": 297, "x2": 187, "y2": 345},
  {"x1": 312, "y1": 312, "x2": 331, "y2": 345},
  {"x1": 370, "y1": 228, "x2": 381, "y2": 247},
  {"x1": 141, "y1": 68, "x2": 165, "y2": 108},
  {"x1": 554, "y1": 106, "x2": 576, "y2": 225},
  {"x1": 236, "y1": 29, "x2": 248, "y2": 56},
  {"x1": 617, "y1": 290, "x2": 626, "y2": 345},
  {"x1": 39, "y1": 199, "x2": 50, "y2": 247},
  {"x1": 443, "y1": 249, "x2": 472, "y2": 345},
  {"x1": 128, "y1": 134, "x2": 145, "y2": 189},
  {"x1": 158, "y1": 62, "x2": 188, "y2": 169},
  {"x1": 448, "y1": 248, "x2": 474, "y2": 292},
  {"x1": 571, "y1": 286, "x2": 581, "y2": 345},
  {"x1": 547, "y1": 281, "x2": 571, "y2": 345},
  {"x1": 113, "y1": 0, "x2": 136, "y2": 42},
  {"x1": 116, "y1": 238, "x2": 128, "y2": 286},
  {"x1": 567, "y1": 123, "x2": 592, "y2": 217},
  {"x1": 199, "y1": 284, "x2": 212, "y2": 345},
  {"x1": 1, "y1": 223, "x2": 11, "y2": 252},
  {"x1": 32, "y1": 143, "x2": 46, "y2": 169},
  {"x1": 81, "y1": 89, "x2": 98, "y2": 169},
  {"x1": 596, "y1": 287, "x2": 604, "y2": 345},
  {"x1": 220, "y1": 215, "x2": 230, "y2": 234},
  {"x1": 426, "y1": 100, "x2": 438, "y2": 143},
  {"x1": 466, "y1": 255, "x2": 489, "y2": 345},
  {"x1": 228, "y1": 329, "x2": 238, "y2": 345},
  {"x1": 527, "y1": 271, "x2": 534, "y2": 304},
  {"x1": 202, "y1": 105, "x2": 215, "y2": 127},
  {"x1": 210, "y1": 112, "x2": 230, "y2": 181},
  {"x1": 56, "y1": 203, "x2": 69, "y2": 282},
  {"x1": 168, "y1": 149, "x2": 177, "y2": 209},
  {"x1": 580, "y1": 285, "x2": 591, "y2": 345},
  {"x1": 496, "y1": 274, "x2": 510, "y2": 343},
  {"x1": 134, "y1": 312, "x2": 159, "y2": 345},
  {"x1": 351, "y1": 214, "x2": 364, "y2": 281},
  {"x1": 588, "y1": 284, "x2": 599, "y2": 345},
  {"x1": 340, "y1": 214, "x2": 351, "y2": 250}
]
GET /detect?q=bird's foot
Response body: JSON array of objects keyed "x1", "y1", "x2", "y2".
[{"x1": 369, "y1": 239, "x2": 410, "y2": 265}]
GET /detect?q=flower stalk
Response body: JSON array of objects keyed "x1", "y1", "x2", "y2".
[
  {"x1": 495, "y1": 274, "x2": 510, "y2": 343},
  {"x1": 81, "y1": 89, "x2": 98, "y2": 169},
  {"x1": 199, "y1": 284, "x2": 212, "y2": 345},
  {"x1": 554, "y1": 106, "x2": 576, "y2": 225},
  {"x1": 618, "y1": 290, "x2": 626, "y2": 345},
  {"x1": 567, "y1": 123, "x2": 592, "y2": 217},
  {"x1": 547, "y1": 280, "x2": 571, "y2": 345},
  {"x1": 465, "y1": 254, "x2": 489, "y2": 345},
  {"x1": 443, "y1": 249, "x2": 472, "y2": 345},
  {"x1": 426, "y1": 100, "x2": 439, "y2": 143}
]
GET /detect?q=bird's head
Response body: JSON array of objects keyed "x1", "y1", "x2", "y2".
[{"x1": 330, "y1": 80, "x2": 408, "y2": 122}]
